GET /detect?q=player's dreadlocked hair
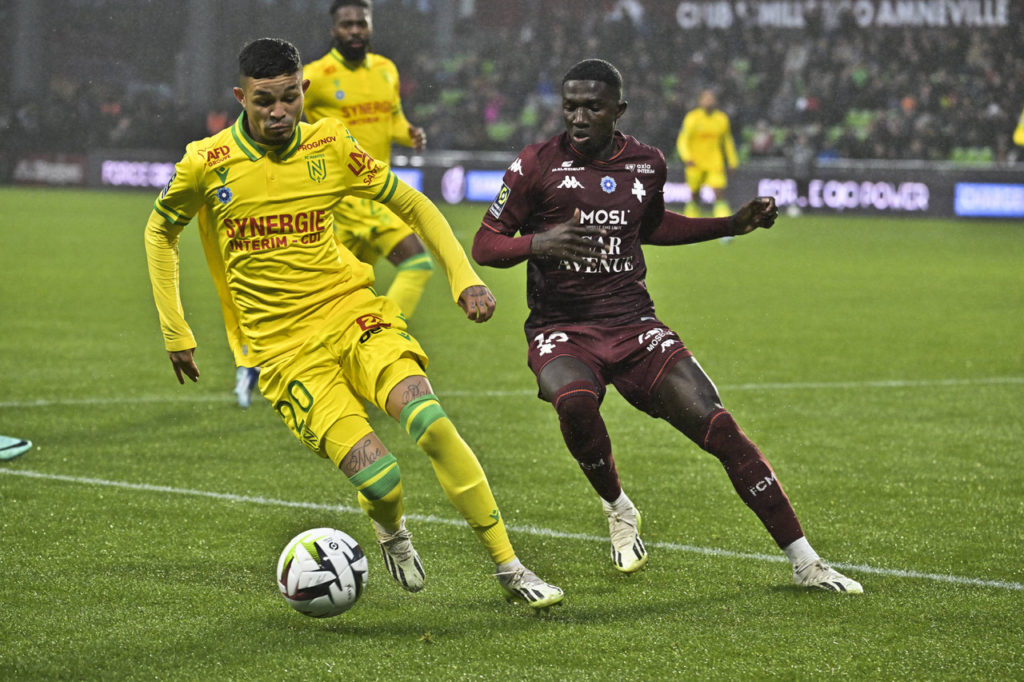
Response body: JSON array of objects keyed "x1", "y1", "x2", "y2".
[
  {"x1": 330, "y1": 0, "x2": 372, "y2": 14},
  {"x1": 238, "y1": 38, "x2": 302, "y2": 79},
  {"x1": 562, "y1": 59, "x2": 623, "y2": 99}
]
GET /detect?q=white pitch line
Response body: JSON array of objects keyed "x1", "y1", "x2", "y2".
[
  {"x1": 2, "y1": 468, "x2": 1021, "y2": 593},
  {"x1": 1, "y1": 376, "x2": 1022, "y2": 408}
]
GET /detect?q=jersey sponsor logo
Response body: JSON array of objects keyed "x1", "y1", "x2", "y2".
[
  {"x1": 601, "y1": 176, "x2": 617, "y2": 193},
  {"x1": 631, "y1": 178, "x2": 647, "y2": 202},
  {"x1": 625, "y1": 162, "x2": 655, "y2": 174},
  {"x1": 558, "y1": 176, "x2": 585, "y2": 189},
  {"x1": 346, "y1": 149, "x2": 375, "y2": 176},
  {"x1": 488, "y1": 183, "x2": 510, "y2": 218},
  {"x1": 339, "y1": 100, "x2": 392, "y2": 119},
  {"x1": 214, "y1": 167, "x2": 230, "y2": 184},
  {"x1": 355, "y1": 313, "x2": 392, "y2": 343},
  {"x1": 553, "y1": 160, "x2": 585, "y2": 172},
  {"x1": 579, "y1": 209, "x2": 628, "y2": 225},
  {"x1": 223, "y1": 210, "x2": 328, "y2": 250},
  {"x1": 533, "y1": 331, "x2": 568, "y2": 356},
  {"x1": 637, "y1": 327, "x2": 678, "y2": 353},
  {"x1": 206, "y1": 146, "x2": 231, "y2": 166},
  {"x1": 509, "y1": 157, "x2": 524, "y2": 175},
  {"x1": 307, "y1": 155, "x2": 327, "y2": 183},
  {"x1": 299, "y1": 136, "x2": 336, "y2": 151}
]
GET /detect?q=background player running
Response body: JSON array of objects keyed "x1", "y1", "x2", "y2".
[
  {"x1": 145, "y1": 37, "x2": 562, "y2": 608},
  {"x1": 473, "y1": 58, "x2": 862, "y2": 593}
]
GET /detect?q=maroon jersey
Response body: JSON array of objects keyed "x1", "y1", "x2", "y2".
[{"x1": 478, "y1": 131, "x2": 667, "y2": 335}]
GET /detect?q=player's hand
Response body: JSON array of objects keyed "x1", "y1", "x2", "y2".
[
  {"x1": 458, "y1": 285, "x2": 496, "y2": 323},
  {"x1": 409, "y1": 126, "x2": 427, "y2": 153},
  {"x1": 530, "y1": 209, "x2": 608, "y2": 264},
  {"x1": 168, "y1": 348, "x2": 200, "y2": 384},
  {"x1": 729, "y1": 196, "x2": 779, "y2": 235}
]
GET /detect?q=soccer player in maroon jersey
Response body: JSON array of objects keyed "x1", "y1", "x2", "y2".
[{"x1": 473, "y1": 59, "x2": 862, "y2": 593}]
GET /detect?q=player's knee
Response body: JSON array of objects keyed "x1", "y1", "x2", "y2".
[
  {"x1": 398, "y1": 393, "x2": 452, "y2": 451},
  {"x1": 700, "y1": 408, "x2": 766, "y2": 467},
  {"x1": 551, "y1": 381, "x2": 602, "y2": 426}
]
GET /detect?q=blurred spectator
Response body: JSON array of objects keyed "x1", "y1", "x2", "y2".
[{"x1": 5, "y1": 0, "x2": 1023, "y2": 164}]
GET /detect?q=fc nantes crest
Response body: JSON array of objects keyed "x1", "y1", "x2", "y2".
[{"x1": 307, "y1": 156, "x2": 327, "y2": 183}]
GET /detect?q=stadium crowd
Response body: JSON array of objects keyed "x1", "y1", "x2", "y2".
[{"x1": 3, "y1": 0, "x2": 1022, "y2": 165}]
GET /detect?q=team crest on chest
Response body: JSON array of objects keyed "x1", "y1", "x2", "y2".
[
  {"x1": 307, "y1": 155, "x2": 328, "y2": 183},
  {"x1": 601, "y1": 176, "x2": 617, "y2": 193}
]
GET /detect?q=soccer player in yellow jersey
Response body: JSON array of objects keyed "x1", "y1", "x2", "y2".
[
  {"x1": 1014, "y1": 105, "x2": 1024, "y2": 146},
  {"x1": 144, "y1": 38, "x2": 562, "y2": 609},
  {"x1": 676, "y1": 90, "x2": 739, "y2": 219},
  {"x1": 303, "y1": 0, "x2": 433, "y2": 319}
]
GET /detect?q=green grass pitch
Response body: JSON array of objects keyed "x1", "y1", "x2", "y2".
[{"x1": 1, "y1": 186, "x2": 1022, "y2": 679}]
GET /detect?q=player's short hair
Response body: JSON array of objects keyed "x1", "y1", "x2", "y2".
[
  {"x1": 562, "y1": 59, "x2": 623, "y2": 99},
  {"x1": 330, "y1": 0, "x2": 372, "y2": 14},
  {"x1": 238, "y1": 38, "x2": 302, "y2": 79}
]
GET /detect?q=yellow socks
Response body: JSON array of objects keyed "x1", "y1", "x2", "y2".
[
  {"x1": 713, "y1": 199, "x2": 732, "y2": 218},
  {"x1": 346, "y1": 453, "x2": 405, "y2": 531},
  {"x1": 400, "y1": 394, "x2": 515, "y2": 564},
  {"x1": 386, "y1": 253, "x2": 434, "y2": 318}
]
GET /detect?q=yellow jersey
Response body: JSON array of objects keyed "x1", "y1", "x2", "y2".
[
  {"x1": 303, "y1": 49, "x2": 415, "y2": 164},
  {"x1": 1014, "y1": 106, "x2": 1024, "y2": 146},
  {"x1": 676, "y1": 108, "x2": 739, "y2": 172},
  {"x1": 144, "y1": 115, "x2": 481, "y2": 367}
]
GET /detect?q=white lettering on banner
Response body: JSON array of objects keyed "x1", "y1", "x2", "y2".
[
  {"x1": 101, "y1": 160, "x2": 175, "y2": 188},
  {"x1": 674, "y1": 0, "x2": 1010, "y2": 28},
  {"x1": 13, "y1": 158, "x2": 85, "y2": 185},
  {"x1": 757, "y1": 177, "x2": 930, "y2": 212}
]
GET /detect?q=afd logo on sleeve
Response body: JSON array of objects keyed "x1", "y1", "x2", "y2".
[{"x1": 488, "y1": 183, "x2": 511, "y2": 218}]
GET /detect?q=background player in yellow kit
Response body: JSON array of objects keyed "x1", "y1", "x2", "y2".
[
  {"x1": 304, "y1": 0, "x2": 433, "y2": 318},
  {"x1": 676, "y1": 89, "x2": 738, "y2": 219},
  {"x1": 144, "y1": 38, "x2": 562, "y2": 608}
]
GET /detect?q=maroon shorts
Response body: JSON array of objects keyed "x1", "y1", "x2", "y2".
[{"x1": 526, "y1": 316, "x2": 693, "y2": 416}]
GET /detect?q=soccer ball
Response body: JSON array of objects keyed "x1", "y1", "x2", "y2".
[{"x1": 276, "y1": 527, "x2": 368, "y2": 618}]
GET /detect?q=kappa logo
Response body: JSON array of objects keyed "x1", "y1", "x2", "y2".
[
  {"x1": 509, "y1": 157, "x2": 524, "y2": 175},
  {"x1": 558, "y1": 176, "x2": 585, "y2": 190}
]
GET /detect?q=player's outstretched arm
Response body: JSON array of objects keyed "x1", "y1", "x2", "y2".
[
  {"x1": 168, "y1": 348, "x2": 200, "y2": 384},
  {"x1": 729, "y1": 196, "x2": 779, "y2": 235},
  {"x1": 457, "y1": 285, "x2": 496, "y2": 323}
]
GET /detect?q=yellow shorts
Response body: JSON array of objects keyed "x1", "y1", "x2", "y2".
[
  {"x1": 685, "y1": 166, "x2": 729, "y2": 192},
  {"x1": 334, "y1": 195, "x2": 414, "y2": 265},
  {"x1": 258, "y1": 290, "x2": 429, "y2": 459}
]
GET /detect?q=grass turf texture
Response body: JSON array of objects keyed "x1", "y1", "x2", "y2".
[{"x1": 1, "y1": 186, "x2": 1022, "y2": 680}]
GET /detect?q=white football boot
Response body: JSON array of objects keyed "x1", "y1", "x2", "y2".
[
  {"x1": 794, "y1": 559, "x2": 863, "y2": 594},
  {"x1": 495, "y1": 563, "x2": 564, "y2": 609},
  {"x1": 373, "y1": 518, "x2": 425, "y2": 592},
  {"x1": 603, "y1": 499, "x2": 649, "y2": 573}
]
